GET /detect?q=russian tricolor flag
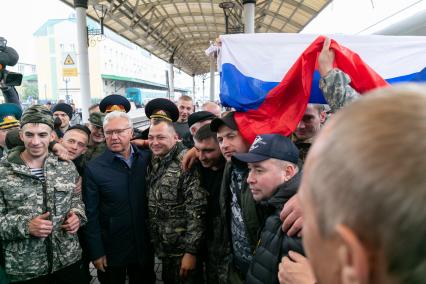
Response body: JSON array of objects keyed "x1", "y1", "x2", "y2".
[{"x1": 220, "y1": 34, "x2": 426, "y2": 143}]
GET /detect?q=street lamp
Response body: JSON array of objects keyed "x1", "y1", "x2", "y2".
[
  {"x1": 219, "y1": 1, "x2": 235, "y2": 34},
  {"x1": 87, "y1": 3, "x2": 108, "y2": 46}
]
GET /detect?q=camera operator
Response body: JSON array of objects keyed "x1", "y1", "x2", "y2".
[{"x1": 0, "y1": 37, "x2": 22, "y2": 107}]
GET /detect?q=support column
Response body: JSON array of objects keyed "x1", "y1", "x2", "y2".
[
  {"x1": 192, "y1": 74, "x2": 196, "y2": 101},
  {"x1": 209, "y1": 55, "x2": 215, "y2": 102},
  {"x1": 168, "y1": 63, "x2": 174, "y2": 99},
  {"x1": 74, "y1": 0, "x2": 91, "y2": 122},
  {"x1": 243, "y1": 0, "x2": 256, "y2": 34}
]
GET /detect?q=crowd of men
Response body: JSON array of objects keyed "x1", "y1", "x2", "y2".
[{"x1": 0, "y1": 37, "x2": 425, "y2": 284}]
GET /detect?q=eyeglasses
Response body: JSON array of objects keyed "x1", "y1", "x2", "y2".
[{"x1": 104, "y1": 127, "x2": 131, "y2": 137}]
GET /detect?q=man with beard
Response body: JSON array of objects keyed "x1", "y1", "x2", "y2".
[{"x1": 52, "y1": 103, "x2": 73, "y2": 138}]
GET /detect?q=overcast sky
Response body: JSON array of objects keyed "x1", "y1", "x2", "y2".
[{"x1": 1, "y1": 0, "x2": 424, "y2": 65}]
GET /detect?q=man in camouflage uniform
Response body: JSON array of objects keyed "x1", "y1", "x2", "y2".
[
  {"x1": 292, "y1": 37, "x2": 361, "y2": 162},
  {"x1": 0, "y1": 105, "x2": 86, "y2": 283},
  {"x1": 147, "y1": 118, "x2": 207, "y2": 284},
  {"x1": 318, "y1": 37, "x2": 360, "y2": 112},
  {"x1": 82, "y1": 112, "x2": 106, "y2": 163}
]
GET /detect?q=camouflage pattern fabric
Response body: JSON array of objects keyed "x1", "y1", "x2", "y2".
[
  {"x1": 20, "y1": 105, "x2": 54, "y2": 129},
  {"x1": 319, "y1": 68, "x2": 361, "y2": 113},
  {"x1": 291, "y1": 68, "x2": 360, "y2": 162},
  {"x1": 146, "y1": 142, "x2": 207, "y2": 258},
  {"x1": 0, "y1": 150, "x2": 86, "y2": 282},
  {"x1": 161, "y1": 256, "x2": 204, "y2": 284},
  {"x1": 81, "y1": 142, "x2": 106, "y2": 166}
]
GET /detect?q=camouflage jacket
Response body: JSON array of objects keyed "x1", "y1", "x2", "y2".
[
  {"x1": 319, "y1": 68, "x2": 361, "y2": 113},
  {"x1": 80, "y1": 142, "x2": 106, "y2": 168},
  {"x1": 146, "y1": 142, "x2": 207, "y2": 258},
  {"x1": 0, "y1": 148, "x2": 86, "y2": 282}
]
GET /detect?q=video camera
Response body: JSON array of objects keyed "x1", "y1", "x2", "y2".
[{"x1": 0, "y1": 37, "x2": 22, "y2": 87}]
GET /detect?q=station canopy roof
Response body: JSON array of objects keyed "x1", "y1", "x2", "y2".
[{"x1": 61, "y1": 0, "x2": 331, "y2": 75}]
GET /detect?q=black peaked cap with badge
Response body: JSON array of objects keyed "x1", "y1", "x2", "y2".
[
  {"x1": 99, "y1": 94, "x2": 131, "y2": 113},
  {"x1": 51, "y1": 103, "x2": 73, "y2": 120},
  {"x1": 145, "y1": 98, "x2": 179, "y2": 122},
  {"x1": 135, "y1": 98, "x2": 179, "y2": 140},
  {"x1": 233, "y1": 134, "x2": 299, "y2": 164},
  {"x1": 0, "y1": 103, "x2": 22, "y2": 130},
  {"x1": 188, "y1": 111, "x2": 216, "y2": 128}
]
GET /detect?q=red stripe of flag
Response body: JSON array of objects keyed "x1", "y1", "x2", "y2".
[{"x1": 234, "y1": 36, "x2": 389, "y2": 144}]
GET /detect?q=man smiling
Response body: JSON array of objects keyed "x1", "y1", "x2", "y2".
[{"x1": 0, "y1": 105, "x2": 86, "y2": 283}]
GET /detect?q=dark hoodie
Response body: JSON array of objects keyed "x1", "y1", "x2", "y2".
[{"x1": 245, "y1": 171, "x2": 304, "y2": 284}]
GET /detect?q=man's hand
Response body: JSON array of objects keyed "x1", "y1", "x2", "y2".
[
  {"x1": 280, "y1": 194, "x2": 303, "y2": 236},
  {"x1": 52, "y1": 143, "x2": 71, "y2": 161},
  {"x1": 181, "y1": 147, "x2": 198, "y2": 172},
  {"x1": 29, "y1": 212, "x2": 53, "y2": 238},
  {"x1": 75, "y1": 177, "x2": 82, "y2": 193},
  {"x1": 180, "y1": 253, "x2": 196, "y2": 279},
  {"x1": 131, "y1": 138, "x2": 149, "y2": 148},
  {"x1": 93, "y1": 256, "x2": 108, "y2": 272},
  {"x1": 61, "y1": 211, "x2": 80, "y2": 234},
  {"x1": 278, "y1": 251, "x2": 316, "y2": 284},
  {"x1": 318, "y1": 37, "x2": 335, "y2": 77}
]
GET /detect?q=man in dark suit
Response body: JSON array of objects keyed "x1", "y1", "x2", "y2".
[{"x1": 84, "y1": 111, "x2": 155, "y2": 284}]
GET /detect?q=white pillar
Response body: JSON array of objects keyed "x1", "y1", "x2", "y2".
[
  {"x1": 192, "y1": 75, "x2": 196, "y2": 100},
  {"x1": 209, "y1": 55, "x2": 215, "y2": 102},
  {"x1": 74, "y1": 0, "x2": 91, "y2": 122},
  {"x1": 243, "y1": 0, "x2": 256, "y2": 34},
  {"x1": 169, "y1": 63, "x2": 174, "y2": 99}
]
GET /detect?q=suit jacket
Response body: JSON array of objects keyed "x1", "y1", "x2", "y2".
[{"x1": 83, "y1": 145, "x2": 153, "y2": 267}]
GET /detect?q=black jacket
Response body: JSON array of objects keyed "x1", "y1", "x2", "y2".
[
  {"x1": 245, "y1": 171, "x2": 304, "y2": 284},
  {"x1": 220, "y1": 160, "x2": 263, "y2": 258},
  {"x1": 83, "y1": 145, "x2": 154, "y2": 267}
]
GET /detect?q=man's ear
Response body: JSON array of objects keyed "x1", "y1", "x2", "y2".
[
  {"x1": 335, "y1": 224, "x2": 370, "y2": 284},
  {"x1": 283, "y1": 164, "x2": 296, "y2": 182},
  {"x1": 50, "y1": 130, "x2": 56, "y2": 142},
  {"x1": 320, "y1": 111, "x2": 327, "y2": 124}
]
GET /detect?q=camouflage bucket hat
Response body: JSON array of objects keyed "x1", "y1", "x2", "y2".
[
  {"x1": 88, "y1": 112, "x2": 106, "y2": 127},
  {"x1": 20, "y1": 105, "x2": 54, "y2": 129}
]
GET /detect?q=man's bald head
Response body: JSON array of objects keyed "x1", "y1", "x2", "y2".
[
  {"x1": 300, "y1": 85, "x2": 426, "y2": 284},
  {"x1": 202, "y1": 101, "x2": 221, "y2": 117}
]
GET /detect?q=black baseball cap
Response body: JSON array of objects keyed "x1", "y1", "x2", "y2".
[
  {"x1": 210, "y1": 111, "x2": 238, "y2": 132},
  {"x1": 233, "y1": 134, "x2": 299, "y2": 164},
  {"x1": 188, "y1": 111, "x2": 216, "y2": 128}
]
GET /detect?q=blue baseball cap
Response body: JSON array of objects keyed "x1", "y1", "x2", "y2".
[{"x1": 233, "y1": 134, "x2": 299, "y2": 164}]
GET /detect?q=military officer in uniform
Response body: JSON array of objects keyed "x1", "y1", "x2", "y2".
[
  {"x1": 99, "y1": 94, "x2": 131, "y2": 114},
  {"x1": 0, "y1": 105, "x2": 86, "y2": 283},
  {"x1": 131, "y1": 98, "x2": 179, "y2": 147},
  {"x1": 147, "y1": 117, "x2": 207, "y2": 284}
]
